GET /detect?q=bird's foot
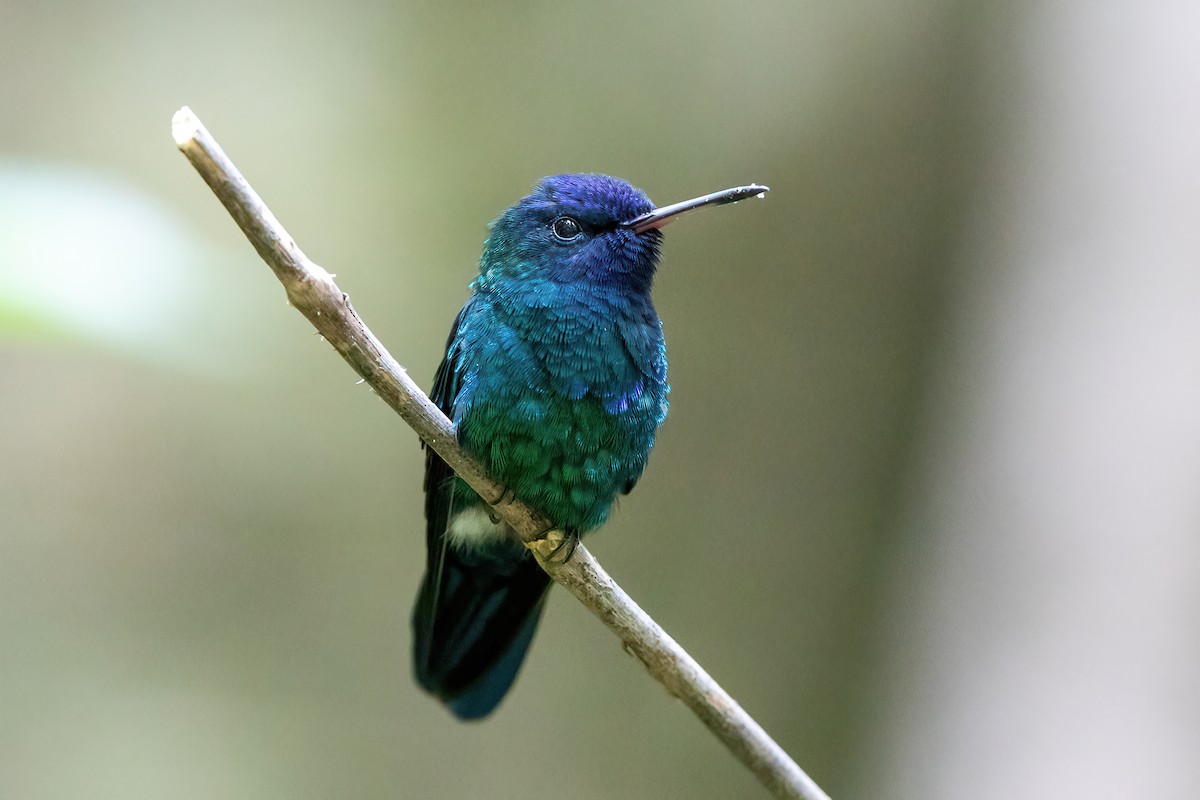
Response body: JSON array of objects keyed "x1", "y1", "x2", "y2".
[
  {"x1": 485, "y1": 483, "x2": 516, "y2": 524},
  {"x1": 486, "y1": 483, "x2": 516, "y2": 506},
  {"x1": 548, "y1": 529, "x2": 580, "y2": 564},
  {"x1": 527, "y1": 526, "x2": 580, "y2": 565}
]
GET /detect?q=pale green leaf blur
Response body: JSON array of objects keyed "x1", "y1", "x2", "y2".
[
  {"x1": 3, "y1": 1, "x2": 1198, "y2": 799},
  {"x1": 0, "y1": 162, "x2": 251, "y2": 371}
]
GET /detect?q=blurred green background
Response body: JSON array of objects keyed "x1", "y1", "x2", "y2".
[{"x1": 4, "y1": 2, "x2": 1198, "y2": 798}]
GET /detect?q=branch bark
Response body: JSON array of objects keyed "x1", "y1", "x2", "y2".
[{"x1": 172, "y1": 106, "x2": 830, "y2": 800}]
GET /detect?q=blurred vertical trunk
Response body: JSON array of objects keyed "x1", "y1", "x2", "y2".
[{"x1": 863, "y1": 4, "x2": 1200, "y2": 798}]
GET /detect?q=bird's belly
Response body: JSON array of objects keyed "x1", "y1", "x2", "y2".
[{"x1": 459, "y1": 391, "x2": 659, "y2": 533}]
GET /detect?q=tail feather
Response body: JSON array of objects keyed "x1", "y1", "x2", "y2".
[
  {"x1": 445, "y1": 598, "x2": 544, "y2": 720},
  {"x1": 412, "y1": 542, "x2": 550, "y2": 719}
]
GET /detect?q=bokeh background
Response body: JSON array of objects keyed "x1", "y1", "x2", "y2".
[{"x1": 3, "y1": 2, "x2": 1198, "y2": 798}]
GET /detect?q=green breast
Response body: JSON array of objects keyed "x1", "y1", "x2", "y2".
[{"x1": 458, "y1": 389, "x2": 659, "y2": 533}]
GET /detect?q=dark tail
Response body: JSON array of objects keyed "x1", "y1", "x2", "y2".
[{"x1": 412, "y1": 544, "x2": 550, "y2": 720}]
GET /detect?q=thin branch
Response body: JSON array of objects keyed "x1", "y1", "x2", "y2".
[{"x1": 172, "y1": 106, "x2": 830, "y2": 800}]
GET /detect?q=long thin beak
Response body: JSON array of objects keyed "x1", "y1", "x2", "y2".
[{"x1": 623, "y1": 184, "x2": 770, "y2": 234}]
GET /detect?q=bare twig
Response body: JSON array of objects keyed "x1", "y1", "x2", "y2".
[{"x1": 172, "y1": 106, "x2": 830, "y2": 800}]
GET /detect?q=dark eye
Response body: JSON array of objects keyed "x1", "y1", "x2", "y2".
[{"x1": 551, "y1": 216, "x2": 583, "y2": 241}]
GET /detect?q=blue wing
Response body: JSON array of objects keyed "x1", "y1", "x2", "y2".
[{"x1": 411, "y1": 297, "x2": 550, "y2": 719}]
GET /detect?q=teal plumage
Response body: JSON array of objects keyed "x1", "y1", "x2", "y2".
[{"x1": 412, "y1": 174, "x2": 766, "y2": 719}]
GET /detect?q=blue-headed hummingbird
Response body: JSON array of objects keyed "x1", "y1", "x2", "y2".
[{"x1": 413, "y1": 175, "x2": 768, "y2": 719}]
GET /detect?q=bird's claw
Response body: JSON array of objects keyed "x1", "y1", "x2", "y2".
[
  {"x1": 486, "y1": 484, "x2": 516, "y2": 507},
  {"x1": 485, "y1": 484, "x2": 516, "y2": 524},
  {"x1": 529, "y1": 527, "x2": 580, "y2": 565},
  {"x1": 550, "y1": 530, "x2": 580, "y2": 563}
]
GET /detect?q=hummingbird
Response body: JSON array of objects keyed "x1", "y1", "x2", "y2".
[{"x1": 412, "y1": 174, "x2": 769, "y2": 719}]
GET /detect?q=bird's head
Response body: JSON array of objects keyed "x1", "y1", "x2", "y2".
[
  {"x1": 478, "y1": 174, "x2": 767, "y2": 297},
  {"x1": 480, "y1": 174, "x2": 659, "y2": 295}
]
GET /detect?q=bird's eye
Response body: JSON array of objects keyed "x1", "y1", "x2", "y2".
[{"x1": 551, "y1": 216, "x2": 583, "y2": 241}]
